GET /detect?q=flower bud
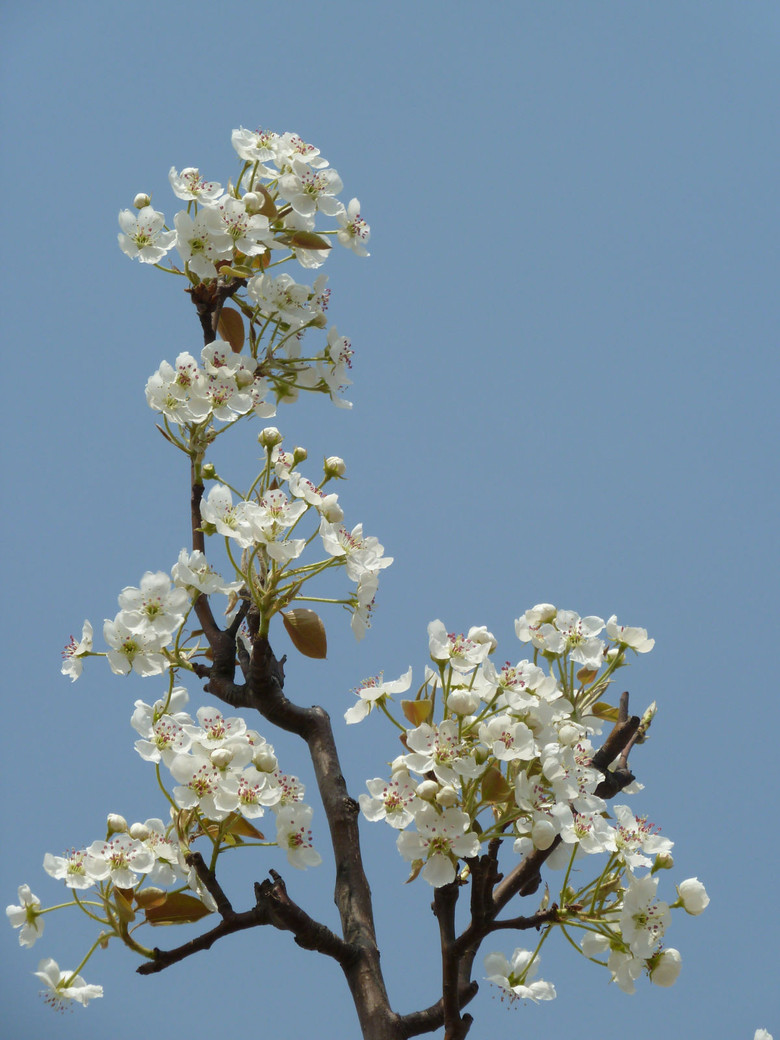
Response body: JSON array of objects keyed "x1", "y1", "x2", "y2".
[
  {"x1": 557, "y1": 722, "x2": 584, "y2": 746},
  {"x1": 201, "y1": 463, "x2": 216, "y2": 480},
  {"x1": 435, "y1": 785, "x2": 459, "y2": 808},
  {"x1": 648, "y1": 947, "x2": 682, "y2": 987},
  {"x1": 311, "y1": 311, "x2": 328, "y2": 328},
  {"x1": 133, "y1": 193, "x2": 152, "y2": 209},
  {"x1": 210, "y1": 748, "x2": 233, "y2": 769},
  {"x1": 258, "y1": 427, "x2": 282, "y2": 448},
  {"x1": 447, "y1": 689, "x2": 479, "y2": 715},
  {"x1": 531, "y1": 818, "x2": 557, "y2": 850},
  {"x1": 107, "y1": 813, "x2": 128, "y2": 835},
  {"x1": 675, "y1": 877, "x2": 709, "y2": 915},
  {"x1": 652, "y1": 852, "x2": 674, "y2": 872},
  {"x1": 416, "y1": 780, "x2": 439, "y2": 801},
  {"x1": 323, "y1": 456, "x2": 346, "y2": 478},
  {"x1": 242, "y1": 192, "x2": 262, "y2": 214},
  {"x1": 253, "y1": 747, "x2": 278, "y2": 772},
  {"x1": 292, "y1": 446, "x2": 308, "y2": 464},
  {"x1": 389, "y1": 755, "x2": 408, "y2": 775},
  {"x1": 129, "y1": 822, "x2": 150, "y2": 841}
]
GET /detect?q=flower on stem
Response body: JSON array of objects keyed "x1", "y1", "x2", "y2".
[
  {"x1": 606, "y1": 615, "x2": 655, "y2": 654},
  {"x1": 396, "y1": 805, "x2": 480, "y2": 887},
  {"x1": 118, "y1": 206, "x2": 176, "y2": 264},
  {"x1": 43, "y1": 849, "x2": 110, "y2": 890},
  {"x1": 359, "y1": 772, "x2": 423, "y2": 829},
  {"x1": 6, "y1": 885, "x2": 45, "y2": 947},
  {"x1": 61, "y1": 621, "x2": 93, "y2": 681},
  {"x1": 336, "y1": 198, "x2": 370, "y2": 256},
  {"x1": 344, "y1": 667, "x2": 412, "y2": 724},
  {"x1": 274, "y1": 804, "x2": 322, "y2": 869},
  {"x1": 484, "y1": 948, "x2": 557, "y2": 1003},
  {"x1": 35, "y1": 958, "x2": 103, "y2": 1009},
  {"x1": 168, "y1": 166, "x2": 223, "y2": 203},
  {"x1": 85, "y1": 834, "x2": 155, "y2": 890}
]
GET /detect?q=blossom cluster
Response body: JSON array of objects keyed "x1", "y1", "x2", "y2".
[
  {"x1": 120, "y1": 127, "x2": 368, "y2": 414},
  {"x1": 7, "y1": 684, "x2": 322, "y2": 1008},
  {"x1": 61, "y1": 432, "x2": 392, "y2": 693},
  {"x1": 348, "y1": 606, "x2": 707, "y2": 996}
]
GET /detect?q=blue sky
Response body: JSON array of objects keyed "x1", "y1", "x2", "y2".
[{"x1": 2, "y1": 2, "x2": 778, "y2": 1038}]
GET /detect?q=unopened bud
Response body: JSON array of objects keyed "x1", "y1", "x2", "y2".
[
  {"x1": 201, "y1": 463, "x2": 216, "y2": 480},
  {"x1": 311, "y1": 311, "x2": 328, "y2": 328},
  {"x1": 323, "y1": 456, "x2": 346, "y2": 478},
  {"x1": 292, "y1": 446, "x2": 308, "y2": 464},
  {"x1": 435, "y1": 785, "x2": 459, "y2": 808},
  {"x1": 242, "y1": 191, "x2": 262, "y2": 214},
  {"x1": 416, "y1": 780, "x2": 439, "y2": 801},
  {"x1": 253, "y1": 747, "x2": 278, "y2": 772},
  {"x1": 210, "y1": 748, "x2": 233, "y2": 769},
  {"x1": 389, "y1": 755, "x2": 408, "y2": 775},
  {"x1": 259, "y1": 426, "x2": 282, "y2": 448},
  {"x1": 133, "y1": 193, "x2": 152, "y2": 209},
  {"x1": 107, "y1": 813, "x2": 128, "y2": 835},
  {"x1": 531, "y1": 818, "x2": 557, "y2": 850},
  {"x1": 447, "y1": 689, "x2": 479, "y2": 715},
  {"x1": 129, "y1": 822, "x2": 150, "y2": 841},
  {"x1": 652, "y1": 852, "x2": 674, "y2": 872}
]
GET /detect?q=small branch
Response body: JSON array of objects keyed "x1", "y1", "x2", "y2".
[{"x1": 137, "y1": 865, "x2": 353, "y2": 977}]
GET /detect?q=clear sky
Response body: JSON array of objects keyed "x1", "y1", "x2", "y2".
[{"x1": 2, "y1": 2, "x2": 778, "y2": 1038}]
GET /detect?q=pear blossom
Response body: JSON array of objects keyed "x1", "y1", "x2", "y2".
[
  {"x1": 606, "y1": 615, "x2": 655, "y2": 653},
  {"x1": 619, "y1": 873, "x2": 670, "y2": 958},
  {"x1": 173, "y1": 208, "x2": 232, "y2": 279},
  {"x1": 274, "y1": 804, "x2": 322, "y2": 869},
  {"x1": 213, "y1": 195, "x2": 272, "y2": 255},
  {"x1": 396, "y1": 805, "x2": 480, "y2": 886},
  {"x1": 86, "y1": 834, "x2": 155, "y2": 889},
  {"x1": 231, "y1": 126, "x2": 279, "y2": 165},
  {"x1": 337, "y1": 198, "x2": 370, "y2": 256},
  {"x1": 61, "y1": 621, "x2": 93, "y2": 681},
  {"x1": 43, "y1": 849, "x2": 110, "y2": 890},
  {"x1": 345, "y1": 667, "x2": 412, "y2": 724},
  {"x1": 171, "y1": 548, "x2": 242, "y2": 597},
  {"x1": 554, "y1": 610, "x2": 606, "y2": 668},
  {"x1": 612, "y1": 804, "x2": 673, "y2": 869},
  {"x1": 6, "y1": 885, "x2": 44, "y2": 947},
  {"x1": 277, "y1": 159, "x2": 344, "y2": 218},
  {"x1": 427, "y1": 620, "x2": 495, "y2": 672},
  {"x1": 35, "y1": 958, "x2": 103, "y2": 1008},
  {"x1": 478, "y1": 714, "x2": 536, "y2": 761},
  {"x1": 359, "y1": 773, "x2": 423, "y2": 829},
  {"x1": 484, "y1": 948, "x2": 557, "y2": 1003},
  {"x1": 351, "y1": 571, "x2": 379, "y2": 640},
  {"x1": 168, "y1": 166, "x2": 223, "y2": 203},
  {"x1": 319, "y1": 520, "x2": 393, "y2": 580},
  {"x1": 102, "y1": 616, "x2": 169, "y2": 676},
  {"x1": 403, "y1": 720, "x2": 482, "y2": 786},
  {"x1": 118, "y1": 206, "x2": 176, "y2": 263},
  {"x1": 117, "y1": 571, "x2": 189, "y2": 638}
]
